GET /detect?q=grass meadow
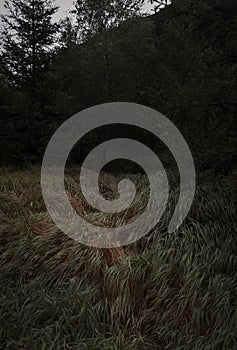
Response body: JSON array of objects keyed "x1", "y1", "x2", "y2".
[{"x1": 0, "y1": 168, "x2": 236, "y2": 349}]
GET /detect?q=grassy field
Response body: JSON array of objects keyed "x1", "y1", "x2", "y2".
[{"x1": 0, "y1": 168, "x2": 236, "y2": 349}]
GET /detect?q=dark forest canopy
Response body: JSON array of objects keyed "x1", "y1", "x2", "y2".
[{"x1": 0, "y1": 0, "x2": 236, "y2": 173}]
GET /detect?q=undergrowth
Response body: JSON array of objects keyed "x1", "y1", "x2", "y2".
[{"x1": 0, "y1": 168, "x2": 236, "y2": 349}]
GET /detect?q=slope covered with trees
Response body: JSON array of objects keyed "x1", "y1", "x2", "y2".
[{"x1": 0, "y1": 0, "x2": 236, "y2": 174}]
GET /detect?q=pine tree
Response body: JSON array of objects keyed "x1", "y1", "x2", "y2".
[
  {"x1": 59, "y1": 16, "x2": 77, "y2": 49},
  {"x1": 1, "y1": 0, "x2": 59, "y2": 90}
]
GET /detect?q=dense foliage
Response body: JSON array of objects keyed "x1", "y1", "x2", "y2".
[{"x1": 0, "y1": 0, "x2": 236, "y2": 174}]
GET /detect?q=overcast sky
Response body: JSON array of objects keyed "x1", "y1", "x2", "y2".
[{"x1": 0, "y1": 1, "x2": 153, "y2": 22}]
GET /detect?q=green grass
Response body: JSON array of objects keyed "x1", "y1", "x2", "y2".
[{"x1": 0, "y1": 168, "x2": 236, "y2": 349}]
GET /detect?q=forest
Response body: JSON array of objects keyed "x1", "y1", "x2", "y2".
[{"x1": 0, "y1": 0, "x2": 236, "y2": 349}]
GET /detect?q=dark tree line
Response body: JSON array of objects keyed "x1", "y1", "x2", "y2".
[{"x1": 0, "y1": 0, "x2": 236, "y2": 174}]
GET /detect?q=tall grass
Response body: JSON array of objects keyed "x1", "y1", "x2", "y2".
[{"x1": 0, "y1": 168, "x2": 236, "y2": 349}]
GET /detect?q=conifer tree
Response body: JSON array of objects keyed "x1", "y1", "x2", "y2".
[{"x1": 1, "y1": 0, "x2": 59, "y2": 90}]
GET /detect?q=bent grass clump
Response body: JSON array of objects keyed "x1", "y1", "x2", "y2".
[{"x1": 0, "y1": 168, "x2": 236, "y2": 349}]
